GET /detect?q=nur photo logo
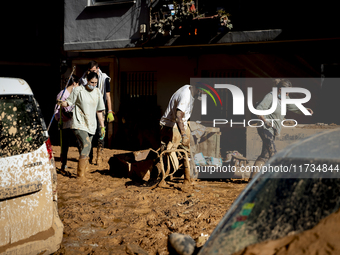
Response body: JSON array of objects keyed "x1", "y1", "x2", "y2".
[
  {"x1": 196, "y1": 82, "x2": 222, "y2": 115},
  {"x1": 192, "y1": 78, "x2": 313, "y2": 128}
]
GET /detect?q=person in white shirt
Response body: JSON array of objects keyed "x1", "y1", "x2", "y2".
[
  {"x1": 150, "y1": 84, "x2": 201, "y2": 186},
  {"x1": 58, "y1": 72, "x2": 105, "y2": 179},
  {"x1": 160, "y1": 85, "x2": 195, "y2": 145}
]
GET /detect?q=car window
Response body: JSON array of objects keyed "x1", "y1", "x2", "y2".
[
  {"x1": 0, "y1": 95, "x2": 46, "y2": 158},
  {"x1": 201, "y1": 165, "x2": 340, "y2": 255}
]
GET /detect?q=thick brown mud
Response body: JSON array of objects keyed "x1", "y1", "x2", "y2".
[{"x1": 52, "y1": 146, "x2": 247, "y2": 255}]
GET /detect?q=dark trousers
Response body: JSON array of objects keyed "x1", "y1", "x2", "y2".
[
  {"x1": 60, "y1": 128, "x2": 72, "y2": 167},
  {"x1": 257, "y1": 127, "x2": 277, "y2": 162},
  {"x1": 160, "y1": 125, "x2": 174, "y2": 150}
]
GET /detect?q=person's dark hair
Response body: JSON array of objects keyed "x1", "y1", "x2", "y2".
[
  {"x1": 87, "y1": 60, "x2": 98, "y2": 70},
  {"x1": 87, "y1": 71, "x2": 99, "y2": 81},
  {"x1": 67, "y1": 74, "x2": 79, "y2": 87},
  {"x1": 277, "y1": 79, "x2": 292, "y2": 88}
]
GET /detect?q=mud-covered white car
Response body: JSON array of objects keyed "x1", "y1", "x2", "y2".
[{"x1": 0, "y1": 78, "x2": 63, "y2": 255}]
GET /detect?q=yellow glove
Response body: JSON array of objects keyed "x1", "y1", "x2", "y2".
[
  {"x1": 107, "y1": 112, "x2": 114, "y2": 122},
  {"x1": 100, "y1": 127, "x2": 106, "y2": 140}
]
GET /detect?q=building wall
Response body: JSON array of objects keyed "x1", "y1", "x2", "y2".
[
  {"x1": 100, "y1": 51, "x2": 320, "y2": 152},
  {"x1": 64, "y1": 0, "x2": 149, "y2": 51},
  {"x1": 118, "y1": 55, "x2": 195, "y2": 109},
  {"x1": 116, "y1": 52, "x2": 320, "y2": 119}
]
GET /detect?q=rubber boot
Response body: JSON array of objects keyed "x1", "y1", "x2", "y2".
[
  {"x1": 89, "y1": 147, "x2": 94, "y2": 165},
  {"x1": 96, "y1": 143, "x2": 103, "y2": 166},
  {"x1": 248, "y1": 160, "x2": 265, "y2": 180},
  {"x1": 77, "y1": 156, "x2": 87, "y2": 179},
  {"x1": 60, "y1": 155, "x2": 67, "y2": 172},
  {"x1": 85, "y1": 156, "x2": 92, "y2": 179},
  {"x1": 85, "y1": 156, "x2": 89, "y2": 172},
  {"x1": 183, "y1": 157, "x2": 191, "y2": 185}
]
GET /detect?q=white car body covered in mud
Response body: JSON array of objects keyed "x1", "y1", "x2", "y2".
[{"x1": 0, "y1": 78, "x2": 63, "y2": 255}]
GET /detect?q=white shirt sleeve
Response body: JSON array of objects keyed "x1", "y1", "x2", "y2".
[{"x1": 176, "y1": 88, "x2": 191, "y2": 115}]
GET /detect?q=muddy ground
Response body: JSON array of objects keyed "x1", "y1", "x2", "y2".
[{"x1": 52, "y1": 146, "x2": 247, "y2": 255}]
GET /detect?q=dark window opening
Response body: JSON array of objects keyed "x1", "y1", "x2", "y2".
[{"x1": 116, "y1": 71, "x2": 161, "y2": 150}]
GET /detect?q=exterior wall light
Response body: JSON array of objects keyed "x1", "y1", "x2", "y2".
[{"x1": 140, "y1": 24, "x2": 147, "y2": 41}]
